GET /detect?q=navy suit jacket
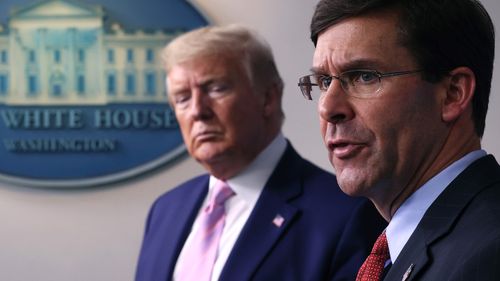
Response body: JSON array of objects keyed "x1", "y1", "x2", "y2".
[
  {"x1": 385, "y1": 155, "x2": 500, "y2": 281},
  {"x1": 136, "y1": 143, "x2": 386, "y2": 281}
]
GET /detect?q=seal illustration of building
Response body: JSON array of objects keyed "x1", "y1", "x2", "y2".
[
  {"x1": 0, "y1": 0, "x2": 208, "y2": 187},
  {"x1": 0, "y1": 0, "x2": 180, "y2": 105}
]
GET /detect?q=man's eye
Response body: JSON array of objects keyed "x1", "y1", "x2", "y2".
[
  {"x1": 348, "y1": 71, "x2": 378, "y2": 84},
  {"x1": 174, "y1": 94, "x2": 190, "y2": 105},
  {"x1": 318, "y1": 76, "x2": 332, "y2": 90},
  {"x1": 208, "y1": 83, "x2": 229, "y2": 93},
  {"x1": 205, "y1": 82, "x2": 231, "y2": 98},
  {"x1": 360, "y1": 72, "x2": 378, "y2": 82}
]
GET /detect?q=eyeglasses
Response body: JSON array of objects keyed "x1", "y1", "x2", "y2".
[{"x1": 298, "y1": 69, "x2": 423, "y2": 100}]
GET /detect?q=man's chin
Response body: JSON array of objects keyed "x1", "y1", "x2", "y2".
[
  {"x1": 336, "y1": 171, "x2": 368, "y2": 197},
  {"x1": 193, "y1": 147, "x2": 228, "y2": 166},
  {"x1": 337, "y1": 184, "x2": 359, "y2": 197}
]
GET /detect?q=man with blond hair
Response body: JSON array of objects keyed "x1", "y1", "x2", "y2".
[{"x1": 136, "y1": 24, "x2": 385, "y2": 281}]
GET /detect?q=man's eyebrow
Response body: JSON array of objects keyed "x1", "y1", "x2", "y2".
[
  {"x1": 197, "y1": 75, "x2": 228, "y2": 87},
  {"x1": 310, "y1": 67, "x2": 327, "y2": 75},
  {"x1": 310, "y1": 59, "x2": 384, "y2": 75},
  {"x1": 342, "y1": 59, "x2": 381, "y2": 70}
]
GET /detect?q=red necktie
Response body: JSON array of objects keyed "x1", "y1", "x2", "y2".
[{"x1": 356, "y1": 231, "x2": 390, "y2": 281}]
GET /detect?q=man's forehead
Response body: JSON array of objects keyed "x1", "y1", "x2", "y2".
[
  {"x1": 312, "y1": 12, "x2": 409, "y2": 72},
  {"x1": 169, "y1": 56, "x2": 232, "y2": 79}
]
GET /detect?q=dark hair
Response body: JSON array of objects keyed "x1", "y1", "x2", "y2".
[{"x1": 310, "y1": 0, "x2": 495, "y2": 137}]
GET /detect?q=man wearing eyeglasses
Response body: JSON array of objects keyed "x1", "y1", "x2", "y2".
[
  {"x1": 300, "y1": 0, "x2": 499, "y2": 280},
  {"x1": 136, "y1": 24, "x2": 386, "y2": 281}
]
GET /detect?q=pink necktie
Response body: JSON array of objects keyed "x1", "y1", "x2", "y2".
[
  {"x1": 177, "y1": 180, "x2": 235, "y2": 281},
  {"x1": 356, "y1": 231, "x2": 390, "y2": 281}
]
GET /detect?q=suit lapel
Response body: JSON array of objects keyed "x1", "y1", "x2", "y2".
[
  {"x1": 219, "y1": 144, "x2": 303, "y2": 281},
  {"x1": 385, "y1": 155, "x2": 500, "y2": 281},
  {"x1": 160, "y1": 177, "x2": 209, "y2": 280}
]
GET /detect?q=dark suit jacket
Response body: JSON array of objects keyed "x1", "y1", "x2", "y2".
[
  {"x1": 385, "y1": 155, "x2": 500, "y2": 281},
  {"x1": 136, "y1": 143, "x2": 386, "y2": 281}
]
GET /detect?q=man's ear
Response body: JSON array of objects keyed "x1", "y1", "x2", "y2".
[
  {"x1": 262, "y1": 83, "x2": 282, "y2": 118},
  {"x1": 442, "y1": 67, "x2": 476, "y2": 122}
]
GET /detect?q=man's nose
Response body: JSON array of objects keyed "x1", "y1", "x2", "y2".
[
  {"x1": 189, "y1": 90, "x2": 214, "y2": 121},
  {"x1": 318, "y1": 80, "x2": 354, "y2": 124}
]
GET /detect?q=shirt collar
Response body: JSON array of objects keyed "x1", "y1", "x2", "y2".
[
  {"x1": 386, "y1": 149, "x2": 487, "y2": 262},
  {"x1": 209, "y1": 132, "x2": 287, "y2": 207}
]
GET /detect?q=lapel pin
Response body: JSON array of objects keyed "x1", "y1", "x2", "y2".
[
  {"x1": 272, "y1": 214, "x2": 285, "y2": 227},
  {"x1": 402, "y1": 263, "x2": 415, "y2": 281}
]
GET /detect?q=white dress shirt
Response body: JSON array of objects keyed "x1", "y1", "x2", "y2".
[
  {"x1": 173, "y1": 133, "x2": 287, "y2": 281},
  {"x1": 386, "y1": 149, "x2": 487, "y2": 263}
]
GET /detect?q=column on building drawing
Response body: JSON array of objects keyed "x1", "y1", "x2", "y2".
[
  {"x1": 37, "y1": 28, "x2": 47, "y2": 101},
  {"x1": 68, "y1": 28, "x2": 77, "y2": 101}
]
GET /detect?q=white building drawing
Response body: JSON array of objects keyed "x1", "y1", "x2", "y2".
[{"x1": 0, "y1": 0, "x2": 179, "y2": 105}]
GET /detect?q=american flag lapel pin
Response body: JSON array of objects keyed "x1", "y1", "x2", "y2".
[
  {"x1": 272, "y1": 214, "x2": 285, "y2": 227},
  {"x1": 402, "y1": 263, "x2": 415, "y2": 281}
]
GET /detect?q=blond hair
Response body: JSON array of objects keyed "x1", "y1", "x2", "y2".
[{"x1": 162, "y1": 24, "x2": 284, "y2": 94}]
